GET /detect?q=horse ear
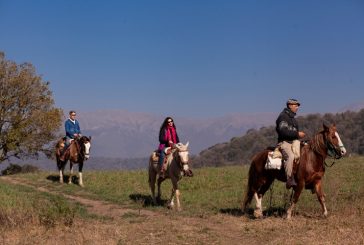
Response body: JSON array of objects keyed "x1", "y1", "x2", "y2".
[
  {"x1": 185, "y1": 141, "x2": 189, "y2": 148},
  {"x1": 89, "y1": 136, "x2": 92, "y2": 141},
  {"x1": 323, "y1": 123, "x2": 329, "y2": 131}
]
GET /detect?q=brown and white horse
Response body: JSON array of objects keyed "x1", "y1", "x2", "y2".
[
  {"x1": 148, "y1": 142, "x2": 193, "y2": 211},
  {"x1": 55, "y1": 136, "x2": 91, "y2": 187},
  {"x1": 242, "y1": 124, "x2": 346, "y2": 219}
]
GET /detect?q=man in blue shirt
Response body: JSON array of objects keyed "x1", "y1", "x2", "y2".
[{"x1": 60, "y1": 110, "x2": 82, "y2": 161}]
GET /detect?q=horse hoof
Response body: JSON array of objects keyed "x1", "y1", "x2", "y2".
[
  {"x1": 79, "y1": 184, "x2": 84, "y2": 188},
  {"x1": 253, "y1": 210, "x2": 263, "y2": 218}
]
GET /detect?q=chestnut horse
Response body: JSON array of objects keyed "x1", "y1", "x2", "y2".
[
  {"x1": 55, "y1": 136, "x2": 91, "y2": 187},
  {"x1": 148, "y1": 142, "x2": 193, "y2": 211},
  {"x1": 242, "y1": 124, "x2": 346, "y2": 219}
]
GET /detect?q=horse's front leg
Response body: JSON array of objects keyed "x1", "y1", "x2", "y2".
[
  {"x1": 168, "y1": 188, "x2": 176, "y2": 210},
  {"x1": 68, "y1": 162, "x2": 74, "y2": 184},
  {"x1": 78, "y1": 162, "x2": 84, "y2": 187},
  {"x1": 170, "y1": 178, "x2": 181, "y2": 211},
  {"x1": 253, "y1": 193, "x2": 263, "y2": 218},
  {"x1": 314, "y1": 181, "x2": 327, "y2": 217},
  {"x1": 286, "y1": 184, "x2": 303, "y2": 219}
]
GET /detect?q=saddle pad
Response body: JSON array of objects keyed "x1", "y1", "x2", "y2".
[{"x1": 265, "y1": 152, "x2": 283, "y2": 170}]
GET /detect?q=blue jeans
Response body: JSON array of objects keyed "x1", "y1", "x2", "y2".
[{"x1": 158, "y1": 147, "x2": 166, "y2": 168}]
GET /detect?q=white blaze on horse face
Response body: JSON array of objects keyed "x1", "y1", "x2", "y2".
[
  {"x1": 84, "y1": 142, "x2": 91, "y2": 159},
  {"x1": 335, "y1": 132, "x2": 346, "y2": 155},
  {"x1": 179, "y1": 151, "x2": 189, "y2": 164}
]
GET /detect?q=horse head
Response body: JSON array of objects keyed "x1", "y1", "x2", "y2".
[
  {"x1": 323, "y1": 123, "x2": 346, "y2": 159},
  {"x1": 79, "y1": 136, "x2": 92, "y2": 160},
  {"x1": 174, "y1": 142, "x2": 193, "y2": 176}
]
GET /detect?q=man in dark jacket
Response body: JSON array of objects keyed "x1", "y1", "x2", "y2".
[{"x1": 276, "y1": 99, "x2": 305, "y2": 189}]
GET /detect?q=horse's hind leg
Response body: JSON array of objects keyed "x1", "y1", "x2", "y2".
[
  {"x1": 157, "y1": 177, "x2": 164, "y2": 202},
  {"x1": 242, "y1": 188, "x2": 254, "y2": 213},
  {"x1": 253, "y1": 179, "x2": 274, "y2": 218},
  {"x1": 314, "y1": 181, "x2": 327, "y2": 217},
  {"x1": 149, "y1": 167, "x2": 157, "y2": 205}
]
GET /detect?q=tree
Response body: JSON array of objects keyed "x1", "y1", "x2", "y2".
[{"x1": 0, "y1": 52, "x2": 63, "y2": 163}]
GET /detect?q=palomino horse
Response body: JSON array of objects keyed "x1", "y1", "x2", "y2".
[
  {"x1": 55, "y1": 136, "x2": 91, "y2": 187},
  {"x1": 148, "y1": 142, "x2": 193, "y2": 211},
  {"x1": 242, "y1": 124, "x2": 346, "y2": 219}
]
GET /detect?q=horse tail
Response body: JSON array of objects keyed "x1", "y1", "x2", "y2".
[
  {"x1": 242, "y1": 151, "x2": 265, "y2": 212},
  {"x1": 148, "y1": 155, "x2": 153, "y2": 185}
]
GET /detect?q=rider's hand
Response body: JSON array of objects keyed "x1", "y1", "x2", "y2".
[{"x1": 298, "y1": 131, "x2": 305, "y2": 138}]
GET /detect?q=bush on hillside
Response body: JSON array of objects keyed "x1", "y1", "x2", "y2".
[{"x1": 1, "y1": 164, "x2": 39, "y2": 176}]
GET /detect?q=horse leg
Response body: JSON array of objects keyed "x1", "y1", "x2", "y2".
[
  {"x1": 59, "y1": 161, "x2": 64, "y2": 184},
  {"x1": 253, "y1": 193, "x2": 263, "y2": 218},
  {"x1": 156, "y1": 177, "x2": 164, "y2": 203},
  {"x1": 253, "y1": 179, "x2": 274, "y2": 218},
  {"x1": 286, "y1": 185, "x2": 304, "y2": 219},
  {"x1": 68, "y1": 162, "x2": 73, "y2": 184},
  {"x1": 170, "y1": 178, "x2": 181, "y2": 211},
  {"x1": 149, "y1": 166, "x2": 157, "y2": 205},
  {"x1": 168, "y1": 188, "x2": 176, "y2": 210},
  {"x1": 78, "y1": 162, "x2": 84, "y2": 187},
  {"x1": 242, "y1": 188, "x2": 254, "y2": 213},
  {"x1": 59, "y1": 169, "x2": 64, "y2": 183},
  {"x1": 314, "y1": 181, "x2": 327, "y2": 217}
]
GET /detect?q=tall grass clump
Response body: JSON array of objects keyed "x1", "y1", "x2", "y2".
[{"x1": 0, "y1": 180, "x2": 87, "y2": 230}]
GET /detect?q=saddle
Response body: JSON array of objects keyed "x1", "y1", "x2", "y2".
[{"x1": 265, "y1": 141, "x2": 306, "y2": 172}]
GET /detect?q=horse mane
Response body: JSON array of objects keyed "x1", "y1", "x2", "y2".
[{"x1": 309, "y1": 130, "x2": 326, "y2": 156}]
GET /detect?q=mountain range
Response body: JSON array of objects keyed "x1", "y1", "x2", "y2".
[
  {"x1": 72, "y1": 100, "x2": 364, "y2": 159},
  {"x1": 77, "y1": 110, "x2": 277, "y2": 158}
]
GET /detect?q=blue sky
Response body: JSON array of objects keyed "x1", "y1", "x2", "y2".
[{"x1": 1, "y1": 1, "x2": 363, "y2": 117}]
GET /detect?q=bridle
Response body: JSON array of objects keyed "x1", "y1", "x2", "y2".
[
  {"x1": 323, "y1": 131, "x2": 343, "y2": 167},
  {"x1": 76, "y1": 137, "x2": 90, "y2": 161},
  {"x1": 173, "y1": 148, "x2": 189, "y2": 169}
]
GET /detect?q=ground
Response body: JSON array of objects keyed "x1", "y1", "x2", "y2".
[{"x1": 1, "y1": 176, "x2": 363, "y2": 245}]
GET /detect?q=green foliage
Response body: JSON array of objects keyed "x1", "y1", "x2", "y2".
[
  {"x1": 193, "y1": 109, "x2": 364, "y2": 167},
  {"x1": 0, "y1": 51, "x2": 63, "y2": 163}
]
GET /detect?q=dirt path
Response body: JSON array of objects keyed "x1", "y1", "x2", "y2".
[
  {"x1": 1, "y1": 176, "x2": 157, "y2": 218},
  {"x1": 1, "y1": 176, "x2": 363, "y2": 245}
]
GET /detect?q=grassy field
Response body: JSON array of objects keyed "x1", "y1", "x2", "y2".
[{"x1": 0, "y1": 156, "x2": 363, "y2": 244}]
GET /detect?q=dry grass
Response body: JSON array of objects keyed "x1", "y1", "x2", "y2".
[{"x1": 0, "y1": 156, "x2": 363, "y2": 244}]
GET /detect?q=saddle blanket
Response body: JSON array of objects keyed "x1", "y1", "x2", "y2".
[{"x1": 265, "y1": 151, "x2": 283, "y2": 170}]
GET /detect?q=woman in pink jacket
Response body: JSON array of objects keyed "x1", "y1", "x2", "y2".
[{"x1": 158, "y1": 117, "x2": 180, "y2": 175}]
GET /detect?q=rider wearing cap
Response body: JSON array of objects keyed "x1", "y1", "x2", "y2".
[{"x1": 276, "y1": 99, "x2": 306, "y2": 189}]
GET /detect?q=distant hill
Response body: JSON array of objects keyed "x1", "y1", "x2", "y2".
[
  {"x1": 75, "y1": 110, "x2": 276, "y2": 158},
  {"x1": 192, "y1": 109, "x2": 364, "y2": 168},
  {"x1": 339, "y1": 101, "x2": 364, "y2": 112}
]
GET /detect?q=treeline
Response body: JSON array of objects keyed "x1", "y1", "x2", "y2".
[{"x1": 192, "y1": 109, "x2": 364, "y2": 168}]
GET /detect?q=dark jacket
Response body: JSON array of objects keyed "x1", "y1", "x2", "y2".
[{"x1": 276, "y1": 108, "x2": 299, "y2": 143}]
